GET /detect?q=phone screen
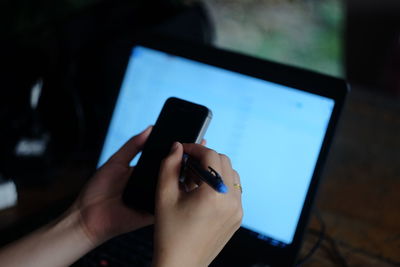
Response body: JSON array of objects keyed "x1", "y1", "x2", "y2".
[{"x1": 123, "y1": 97, "x2": 211, "y2": 213}]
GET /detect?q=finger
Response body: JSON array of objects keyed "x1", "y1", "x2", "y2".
[
  {"x1": 114, "y1": 166, "x2": 135, "y2": 190},
  {"x1": 182, "y1": 143, "x2": 221, "y2": 171},
  {"x1": 232, "y1": 170, "x2": 242, "y2": 196},
  {"x1": 200, "y1": 139, "x2": 207, "y2": 146},
  {"x1": 232, "y1": 170, "x2": 241, "y2": 184},
  {"x1": 219, "y1": 153, "x2": 233, "y2": 180},
  {"x1": 108, "y1": 126, "x2": 152, "y2": 165},
  {"x1": 218, "y1": 153, "x2": 235, "y2": 192},
  {"x1": 157, "y1": 142, "x2": 184, "y2": 203},
  {"x1": 182, "y1": 143, "x2": 223, "y2": 195},
  {"x1": 181, "y1": 171, "x2": 204, "y2": 192}
]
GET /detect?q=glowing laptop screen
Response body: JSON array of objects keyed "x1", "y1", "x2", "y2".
[{"x1": 98, "y1": 46, "x2": 334, "y2": 245}]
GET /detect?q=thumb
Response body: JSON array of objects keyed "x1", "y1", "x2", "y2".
[
  {"x1": 107, "y1": 126, "x2": 152, "y2": 165},
  {"x1": 156, "y1": 142, "x2": 183, "y2": 204}
]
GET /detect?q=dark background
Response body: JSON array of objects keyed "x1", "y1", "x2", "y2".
[{"x1": 0, "y1": 0, "x2": 399, "y2": 266}]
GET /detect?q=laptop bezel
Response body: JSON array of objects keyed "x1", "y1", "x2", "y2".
[{"x1": 101, "y1": 34, "x2": 349, "y2": 266}]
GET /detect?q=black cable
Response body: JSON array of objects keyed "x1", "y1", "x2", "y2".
[
  {"x1": 295, "y1": 209, "x2": 326, "y2": 266},
  {"x1": 297, "y1": 210, "x2": 350, "y2": 267},
  {"x1": 321, "y1": 232, "x2": 349, "y2": 267}
]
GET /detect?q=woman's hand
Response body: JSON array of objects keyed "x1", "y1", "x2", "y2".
[
  {"x1": 72, "y1": 126, "x2": 154, "y2": 245},
  {"x1": 0, "y1": 127, "x2": 155, "y2": 267},
  {"x1": 153, "y1": 142, "x2": 243, "y2": 267}
]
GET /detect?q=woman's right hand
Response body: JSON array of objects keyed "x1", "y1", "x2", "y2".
[{"x1": 153, "y1": 142, "x2": 243, "y2": 267}]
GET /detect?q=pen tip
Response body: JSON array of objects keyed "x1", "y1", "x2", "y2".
[{"x1": 218, "y1": 184, "x2": 229, "y2": 194}]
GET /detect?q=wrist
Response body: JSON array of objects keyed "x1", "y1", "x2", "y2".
[
  {"x1": 60, "y1": 208, "x2": 99, "y2": 249},
  {"x1": 68, "y1": 202, "x2": 111, "y2": 247},
  {"x1": 0, "y1": 208, "x2": 99, "y2": 267}
]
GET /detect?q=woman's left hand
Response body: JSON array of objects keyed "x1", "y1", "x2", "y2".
[{"x1": 72, "y1": 126, "x2": 154, "y2": 245}]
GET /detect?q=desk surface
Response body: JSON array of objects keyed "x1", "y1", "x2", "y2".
[
  {"x1": 1, "y1": 86, "x2": 399, "y2": 266},
  {"x1": 300, "y1": 86, "x2": 400, "y2": 266}
]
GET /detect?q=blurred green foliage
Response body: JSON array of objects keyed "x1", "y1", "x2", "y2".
[{"x1": 203, "y1": 0, "x2": 344, "y2": 77}]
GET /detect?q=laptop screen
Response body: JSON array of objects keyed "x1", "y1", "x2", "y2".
[{"x1": 98, "y1": 46, "x2": 335, "y2": 246}]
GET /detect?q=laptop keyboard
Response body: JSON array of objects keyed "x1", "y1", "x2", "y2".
[
  {"x1": 71, "y1": 226, "x2": 271, "y2": 267},
  {"x1": 72, "y1": 227, "x2": 154, "y2": 267}
]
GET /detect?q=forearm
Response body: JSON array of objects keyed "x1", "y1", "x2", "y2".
[{"x1": 0, "y1": 209, "x2": 96, "y2": 267}]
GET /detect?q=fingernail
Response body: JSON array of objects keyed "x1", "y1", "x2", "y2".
[
  {"x1": 139, "y1": 126, "x2": 151, "y2": 135},
  {"x1": 171, "y1": 142, "x2": 179, "y2": 152}
]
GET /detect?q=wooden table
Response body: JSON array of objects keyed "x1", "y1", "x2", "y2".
[{"x1": 300, "y1": 86, "x2": 400, "y2": 266}]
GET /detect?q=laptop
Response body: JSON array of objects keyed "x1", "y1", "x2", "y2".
[{"x1": 95, "y1": 35, "x2": 348, "y2": 266}]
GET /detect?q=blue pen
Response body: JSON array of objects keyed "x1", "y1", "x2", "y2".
[{"x1": 180, "y1": 154, "x2": 228, "y2": 194}]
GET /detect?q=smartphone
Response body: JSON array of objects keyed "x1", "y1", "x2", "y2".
[{"x1": 122, "y1": 97, "x2": 212, "y2": 213}]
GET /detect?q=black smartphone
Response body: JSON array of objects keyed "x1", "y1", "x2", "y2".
[{"x1": 122, "y1": 97, "x2": 212, "y2": 213}]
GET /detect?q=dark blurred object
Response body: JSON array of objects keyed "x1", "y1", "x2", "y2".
[
  {"x1": 72, "y1": 226, "x2": 154, "y2": 267},
  {"x1": 0, "y1": 173, "x2": 17, "y2": 211},
  {"x1": 0, "y1": 0, "x2": 214, "y2": 185},
  {"x1": 346, "y1": 0, "x2": 400, "y2": 96}
]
